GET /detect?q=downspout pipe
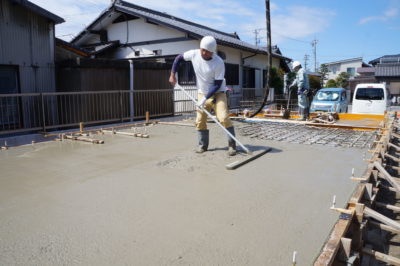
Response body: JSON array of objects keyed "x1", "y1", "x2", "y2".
[
  {"x1": 129, "y1": 59, "x2": 134, "y2": 121},
  {"x1": 241, "y1": 53, "x2": 257, "y2": 65}
]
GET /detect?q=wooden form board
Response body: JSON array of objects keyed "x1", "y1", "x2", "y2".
[{"x1": 314, "y1": 114, "x2": 391, "y2": 265}]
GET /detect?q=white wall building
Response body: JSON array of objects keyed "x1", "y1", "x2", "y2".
[
  {"x1": 71, "y1": 0, "x2": 291, "y2": 91},
  {"x1": 323, "y1": 57, "x2": 367, "y2": 82}
]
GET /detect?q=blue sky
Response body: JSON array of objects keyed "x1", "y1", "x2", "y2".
[{"x1": 31, "y1": 0, "x2": 400, "y2": 69}]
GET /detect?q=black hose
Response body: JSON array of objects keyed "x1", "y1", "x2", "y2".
[{"x1": 249, "y1": 0, "x2": 272, "y2": 117}]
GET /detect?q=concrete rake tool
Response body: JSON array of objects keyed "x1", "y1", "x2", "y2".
[{"x1": 176, "y1": 84, "x2": 271, "y2": 170}]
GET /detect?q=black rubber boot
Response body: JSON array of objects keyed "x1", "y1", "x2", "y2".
[
  {"x1": 226, "y1": 127, "x2": 237, "y2": 156},
  {"x1": 196, "y1": 130, "x2": 209, "y2": 153},
  {"x1": 303, "y1": 107, "x2": 310, "y2": 121}
]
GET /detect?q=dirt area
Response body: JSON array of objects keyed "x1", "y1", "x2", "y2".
[{"x1": 0, "y1": 120, "x2": 367, "y2": 265}]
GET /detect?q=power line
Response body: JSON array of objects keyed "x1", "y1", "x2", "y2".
[
  {"x1": 245, "y1": 28, "x2": 311, "y2": 44},
  {"x1": 275, "y1": 32, "x2": 311, "y2": 44},
  {"x1": 62, "y1": 11, "x2": 101, "y2": 17}
]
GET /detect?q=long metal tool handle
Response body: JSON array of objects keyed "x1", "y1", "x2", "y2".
[{"x1": 176, "y1": 84, "x2": 251, "y2": 154}]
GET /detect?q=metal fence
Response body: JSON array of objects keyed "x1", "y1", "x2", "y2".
[
  {"x1": 0, "y1": 87, "x2": 273, "y2": 135},
  {"x1": 0, "y1": 88, "x2": 196, "y2": 135}
]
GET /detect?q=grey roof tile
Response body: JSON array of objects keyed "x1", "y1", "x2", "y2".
[
  {"x1": 115, "y1": 1, "x2": 272, "y2": 56},
  {"x1": 375, "y1": 64, "x2": 400, "y2": 77},
  {"x1": 72, "y1": 0, "x2": 290, "y2": 61}
]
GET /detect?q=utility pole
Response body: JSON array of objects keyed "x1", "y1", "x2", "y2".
[
  {"x1": 253, "y1": 29, "x2": 261, "y2": 46},
  {"x1": 304, "y1": 54, "x2": 310, "y2": 71},
  {"x1": 250, "y1": 0, "x2": 271, "y2": 117},
  {"x1": 311, "y1": 38, "x2": 318, "y2": 72}
]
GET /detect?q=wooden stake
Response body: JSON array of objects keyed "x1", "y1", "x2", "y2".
[
  {"x1": 364, "y1": 206, "x2": 400, "y2": 231},
  {"x1": 379, "y1": 183, "x2": 400, "y2": 193},
  {"x1": 102, "y1": 129, "x2": 149, "y2": 138},
  {"x1": 375, "y1": 201, "x2": 400, "y2": 212},
  {"x1": 373, "y1": 161, "x2": 400, "y2": 193},
  {"x1": 146, "y1": 111, "x2": 150, "y2": 123},
  {"x1": 64, "y1": 134, "x2": 104, "y2": 144},
  {"x1": 330, "y1": 207, "x2": 354, "y2": 215},
  {"x1": 388, "y1": 142, "x2": 400, "y2": 151},
  {"x1": 392, "y1": 132, "x2": 400, "y2": 139},
  {"x1": 80, "y1": 122, "x2": 84, "y2": 133},
  {"x1": 362, "y1": 247, "x2": 400, "y2": 265},
  {"x1": 338, "y1": 237, "x2": 352, "y2": 261},
  {"x1": 385, "y1": 153, "x2": 400, "y2": 162},
  {"x1": 369, "y1": 220, "x2": 400, "y2": 234}
]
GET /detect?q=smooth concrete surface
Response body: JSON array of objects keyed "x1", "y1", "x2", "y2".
[{"x1": 0, "y1": 122, "x2": 367, "y2": 265}]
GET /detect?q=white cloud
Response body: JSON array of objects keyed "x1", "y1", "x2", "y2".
[
  {"x1": 29, "y1": 0, "x2": 260, "y2": 41},
  {"x1": 237, "y1": 5, "x2": 335, "y2": 45},
  {"x1": 28, "y1": 0, "x2": 334, "y2": 46},
  {"x1": 359, "y1": 7, "x2": 398, "y2": 25},
  {"x1": 29, "y1": 0, "x2": 110, "y2": 40}
]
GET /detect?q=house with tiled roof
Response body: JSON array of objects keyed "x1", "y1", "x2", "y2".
[
  {"x1": 348, "y1": 54, "x2": 400, "y2": 96},
  {"x1": 70, "y1": 0, "x2": 291, "y2": 90},
  {"x1": 368, "y1": 54, "x2": 400, "y2": 96}
]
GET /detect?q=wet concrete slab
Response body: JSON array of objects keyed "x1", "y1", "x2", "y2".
[{"x1": 0, "y1": 121, "x2": 367, "y2": 265}]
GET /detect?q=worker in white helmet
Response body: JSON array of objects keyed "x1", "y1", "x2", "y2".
[
  {"x1": 290, "y1": 61, "x2": 310, "y2": 121},
  {"x1": 169, "y1": 36, "x2": 236, "y2": 156}
]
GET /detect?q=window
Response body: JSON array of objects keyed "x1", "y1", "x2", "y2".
[
  {"x1": 315, "y1": 91, "x2": 340, "y2": 101},
  {"x1": 330, "y1": 65, "x2": 339, "y2": 74},
  {"x1": 178, "y1": 61, "x2": 196, "y2": 85},
  {"x1": 243, "y1": 67, "x2": 255, "y2": 88},
  {"x1": 355, "y1": 88, "x2": 384, "y2": 100},
  {"x1": 347, "y1": 67, "x2": 355, "y2": 77},
  {"x1": 217, "y1": 51, "x2": 226, "y2": 60},
  {"x1": 225, "y1": 63, "x2": 239, "y2": 85}
]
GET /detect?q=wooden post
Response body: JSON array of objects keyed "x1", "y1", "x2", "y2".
[
  {"x1": 146, "y1": 111, "x2": 150, "y2": 124},
  {"x1": 79, "y1": 122, "x2": 84, "y2": 133}
]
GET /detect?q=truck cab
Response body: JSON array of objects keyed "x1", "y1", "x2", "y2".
[{"x1": 310, "y1": 88, "x2": 349, "y2": 113}]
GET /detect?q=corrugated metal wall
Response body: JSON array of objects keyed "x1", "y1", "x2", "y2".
[{"x1": 0, "y1": 0, "x2": 56, "y2": 93}]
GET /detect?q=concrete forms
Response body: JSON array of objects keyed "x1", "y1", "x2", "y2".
[{"x1": 314, "y1": 113, "x2": 400, "y2": 265}]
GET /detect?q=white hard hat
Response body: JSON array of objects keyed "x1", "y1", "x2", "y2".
[
  {"x1": 292, "y1": 61, "x2": 302, "y2": 69},
  {"x1": 200, "y1": 36, "x2": 217, "y2": 53}
]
